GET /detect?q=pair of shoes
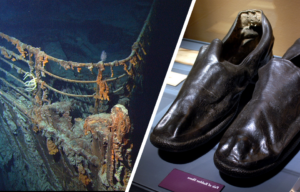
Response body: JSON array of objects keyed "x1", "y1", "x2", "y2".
[
  {"x1": 150, "y1": 9, "x2": 300, "y2": 178},
  {"x1": 150, "y1": 9, "x2": 274, "y2": 152}
]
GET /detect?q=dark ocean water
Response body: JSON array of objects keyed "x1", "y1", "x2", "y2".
[{"x1": 0, "y1": 0, "x2": 192, "y2": 190}]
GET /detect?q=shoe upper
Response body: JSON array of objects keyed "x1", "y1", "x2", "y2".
[
  {"x1": 150, "y1": 10, "x2": 274, "y2": 152},
  {"x1": 214, "y1": 38, "x2": 300, "y2": 177}
]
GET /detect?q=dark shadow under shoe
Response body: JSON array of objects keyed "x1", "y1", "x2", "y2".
[
  {"x1": 214, "y1": 38, "x2": 300, "y2": 178},
  {"x1": 150, "y1": 9, "x2": 274, "y2": 152}
]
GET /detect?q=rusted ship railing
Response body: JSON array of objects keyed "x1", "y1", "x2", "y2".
[
  {"x1": 0, "y1": 1, "x2": 150, "y2": 112},
  {"x1": 0, "y1": 1, "x2": 153, "y2": 190}
]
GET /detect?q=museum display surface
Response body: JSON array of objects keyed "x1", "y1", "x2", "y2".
[{"x1": 130, "y1": 9, "x2": 300, "y2": 192}]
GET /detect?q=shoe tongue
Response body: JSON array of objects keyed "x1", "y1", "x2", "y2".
[{"x1": 282, "y1": 38, "x2": 300, "y2": 60}]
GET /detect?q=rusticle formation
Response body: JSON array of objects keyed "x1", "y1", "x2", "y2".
[{"x1": 0, "y1": 1, "x2": 152, "y2": 190}]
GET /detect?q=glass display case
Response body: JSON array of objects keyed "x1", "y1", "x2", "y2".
[{"x1": 130, "y1": 39, "x2": 300, "y2": 192}]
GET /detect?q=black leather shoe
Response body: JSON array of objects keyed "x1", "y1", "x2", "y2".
[
  {"x1": 214, "y1": 38, "x2": 300, "y2": 178},
  {"x1": 150, "y1": 10, "x2": 274, "y2": 152}
]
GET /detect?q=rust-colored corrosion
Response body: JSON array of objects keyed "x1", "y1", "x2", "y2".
[
  {"x1": 95, "y1": 69, "x2": 110, "y2": 101},
  {"x1": 47, "y1": 139, "x2": 59, "y2": 155},
  {"x1": 0, "y1": 1, "x2": 152, "y2": 190},
  {"x1": 83, "y1": 104, "x2": 132, "y2": 190}
]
